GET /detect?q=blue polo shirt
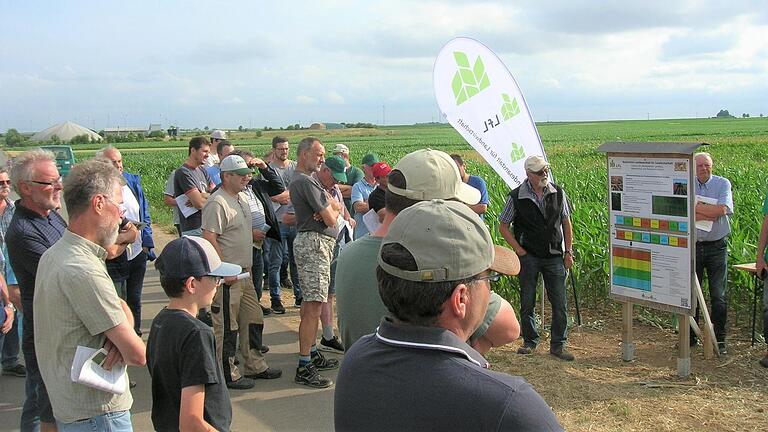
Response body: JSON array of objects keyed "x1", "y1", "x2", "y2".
[{"x1": 695, "y1": 174, "x2": 733, "y2": 242}]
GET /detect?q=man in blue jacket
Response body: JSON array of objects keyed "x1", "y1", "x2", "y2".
[{"x1": 98, "y1": 146, "x2": 155, "y2": 335}]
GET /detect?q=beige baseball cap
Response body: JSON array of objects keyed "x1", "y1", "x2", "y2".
[
  {"x1": 524, "y1": 155, "x2": 549, "y2": 172},
  {"x1": 387, "y1": 148, "x2": 480, "y2": 204},
  {"x1": 378, "y1": 199, "x2": 519, "y2": 282}
]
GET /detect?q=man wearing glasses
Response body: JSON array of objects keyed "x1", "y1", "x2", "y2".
[
  {"x1": 202, "y1": 155, "x2": 281, "y2": 390},
  {"x1": 6, "y1": 149, "x2": 67, "y2": 431},
  {"x1": 499, "y1": 155, "x2": 576, "y2": 361},
  {"x1": 335, "y1": 200, "x2": 562, "y2": 431}
]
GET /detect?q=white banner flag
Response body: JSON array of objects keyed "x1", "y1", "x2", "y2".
[{"x1": 433, "y1": 37, "x2": 546, "y2": 190}]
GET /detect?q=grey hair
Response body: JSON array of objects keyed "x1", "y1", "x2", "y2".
[
  {"x1": 63, "y1": 159, "x2": 126, "y2": 219},
  {"x1": 10, "y1": 149, "x2": 56, "y2": 192},
  {"x1": 694, "y1": 152, "x2": 713, "y2": 164},
  {"x1": 296, "y1": 137, "x2": 321, "y2": 157},
  {"x1": 94, "y1": 145, "x2": 119, "y2": 159}
]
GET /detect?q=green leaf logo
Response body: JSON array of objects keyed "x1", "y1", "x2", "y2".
[
  {"x1": 510, "y1": 142, "x2": 526, "y2": 162},
  {"x1": 451, "y1": 51, "x2": 491, "y2": 105},
  {"x1": 500, "y1": 93, "x2": 521, "y2": 121}
]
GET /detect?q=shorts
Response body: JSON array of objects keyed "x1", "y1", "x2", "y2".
[
  {"x1": 470, "y1": 291, "x2": 503, "y2": 342},
  {"x1": 293, "y1": 231, "x2": 336, "y2": 303}
]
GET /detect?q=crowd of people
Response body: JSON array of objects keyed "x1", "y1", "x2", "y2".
[{"x1": 0, "y1": 130, "x2": 765, "y2": 431}]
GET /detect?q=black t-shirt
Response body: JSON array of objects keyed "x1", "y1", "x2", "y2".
[
  {"x1": 147, "y1": 308, "x2": 232, "y2": 432},
  {"x1": 368, "y1": 187, "x2": 386, "y2": 214}
]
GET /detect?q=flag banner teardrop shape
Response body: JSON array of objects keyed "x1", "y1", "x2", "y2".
[{"x1": 433, "y1": 37, "x2": 546, "y2": 190}]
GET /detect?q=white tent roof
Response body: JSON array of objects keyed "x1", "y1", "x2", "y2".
[{"x1": 30, "y1": 121, "x2": 102, "y2": 142}]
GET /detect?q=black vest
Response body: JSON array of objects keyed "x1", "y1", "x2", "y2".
[{"x1": 509, "y1": 183, "x2": 564, "y2": 258}]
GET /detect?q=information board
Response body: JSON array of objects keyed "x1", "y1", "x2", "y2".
[{"x1": 607, "y1": 155, "x2": 694, "y2": 313}]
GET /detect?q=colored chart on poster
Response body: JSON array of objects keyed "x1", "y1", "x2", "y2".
[{"x1": 612, "y1": 246, "x2": 651, "y2": 291}]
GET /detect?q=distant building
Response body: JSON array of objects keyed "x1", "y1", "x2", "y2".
[
  {"x1": 308, "y1": 122, "x2": 346, "y2": 130},
  {"x1": 102, "y1": 124, "x2": 162, "y2": 137}
]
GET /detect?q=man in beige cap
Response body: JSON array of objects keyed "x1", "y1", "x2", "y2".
[
  {"x1": 499, "y1": 155, "x2": 575, "y2": 361},
  {"x1": 331, "y1": 144, "x2": 363, "y2": 213},
  {"x1": 335, "y1": 149, "x2": 521, "y2": 354},
  {"x1": 335, "y1": 199, "x2": 562, "y2": 431},
  {"x1": 204, "y1": 130, "x2": 228, "y2": 168}
]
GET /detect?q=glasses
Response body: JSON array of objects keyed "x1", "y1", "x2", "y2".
[
  {"x1": 0, "y1": 180, "x2": 10, "y2": 186},
  {"x1": 28, "y1": 177, "x2": 63, "y2": 187},
  {"x1": 476, "y1": 271, "x2": 501, "y2": 284},
  {"x1": 205, "y1": 276, "x2": 224, "y2": 286},
  {"x1": 102, "y1": 195, "x2": 126, "y2": 216},
  {"x1": 529, "y1": 169, "x2": 549, "y2": 176}
]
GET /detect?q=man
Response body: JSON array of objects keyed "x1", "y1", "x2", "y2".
[
  {"x1": 207, "y1": 139, "x2": 235, "y2": 186},
  {"x1": 332, "y1": 144, "x2": 363, "y2": 213},
  {"x1": 0, "y1": 167, "x2": 25, "y2": 378},
  {"x1": 34, "y1": 160, "x2": 147, "y2": 429},
  {"x1": 499, "y1": 155, "x2": 576, "y2": 361},
  {"x1": 269, "y1": 136, "x2": 301, "y2": 303},
  {"x1": 204, "y1": 130, "x2": 227, "y2": 168},
  {"x1": 335, "y1": 200, "x2": 562, "y2": 431},
  {"x1": 7, "y1": 149, "x2": 67, "y2": 432},
  {"x1": 335, "y1": 149, "x2": 520, "y2": 353},
  {"x1": 755, "y1": 188, "x2": 768, "y2": 368},
  {"x1": 202, "y1": 155, "x2": 281, "y2": 390},
  {"x1": 315, "y1": 155, "x2": 354, "y2": 353},
  {"x1": 174, "y1": 137, "x2": 216, "y2": 237},
  {"x1": 692, "y1": 152, "x2": 733, "y2": 354},
  {"x1": 351, "y1": 153, "x2": 380, "y2": 239},
  {"x1": 148, "y1": 236, "x2": 239, "y2": 432},
  {"x1": 451, "y1": 154, "x2": 490, "y2": 218},
  {"x1": 98, "y1": 145, "x2": 155, "y2": 334},
  {"x1": 366, "y1": 162, "x2": 390, "y2": 222},
  {"x1": 289, "y1": 137, "x2": 342, "y2": 388}
]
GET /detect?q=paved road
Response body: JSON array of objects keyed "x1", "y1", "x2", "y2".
[{"x1": 0, "y1": 266, "x2": 339, "y2": 432}]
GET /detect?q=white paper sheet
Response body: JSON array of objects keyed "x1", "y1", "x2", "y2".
[
  {"x1": 175, "y1": 194, "x2": 199, "y2": 218},
  {"x1": 71, "y1": 346, "x2": 127, "y2": 395}
]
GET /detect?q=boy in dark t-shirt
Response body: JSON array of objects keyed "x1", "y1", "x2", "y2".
[{"x1": 147, "y1": 236, "x2": 241, "y2": 431}]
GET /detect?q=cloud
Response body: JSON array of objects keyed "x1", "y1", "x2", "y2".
[
  {"x1": 296, "y1": 95, "x2": 318, "y2": 104},
  {"x1": 325, "y1": 91, "x2": 345, "y2": 104}
]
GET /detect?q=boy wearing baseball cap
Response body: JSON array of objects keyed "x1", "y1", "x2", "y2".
[{"x1": 147, "y1": 236, "x2": 241, "y2": 432}]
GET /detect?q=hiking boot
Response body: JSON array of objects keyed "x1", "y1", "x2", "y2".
[
  {"x1": 550, "y1": 347, "x2": 575, "y2": 361},
  {"x1": 271, "y1": 299, "x2": 286, "y2": 314},
  {"x1": 2, "y1": 364, "x2": 26, "y2": 377},
  {"x1": 226, "y1": 377, "x2": 256, "y2": 390},
  {"x1": 246, "y1": 367, "x2": 282, "y2": 380},
  {"x1": 319, "y1": 336, "x2": 345, "y2": 353},
  {"x1": 294, "y1": 297, "x2": 303, "y2": 308},
  {"x1": 261, "y1": 305, "x2": 273, "y2": 316},
  {"x1": 760, "y1": 353, "x2": 768, "y2": 368},
  {"x1": 517, "y1": 343, "x2": 536, "y2": 355},
  {"x1": 295, "y1": 363, "x2": 333, "y2": 389},
  {"x1": 311, "y1": 350, "x2": 340, "y2": 370}
]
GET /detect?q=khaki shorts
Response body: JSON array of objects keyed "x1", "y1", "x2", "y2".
[{"x1": 294, "y1": 231, "x2": 337, "y2": 302}]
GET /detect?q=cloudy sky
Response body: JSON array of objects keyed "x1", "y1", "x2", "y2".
[{"x1": 2, "y1": 0, "x2": 767, "y2": 132}]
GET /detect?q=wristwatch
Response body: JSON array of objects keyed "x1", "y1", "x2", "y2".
[
  {"x1": 4, "y1": 302, "x2": 15, "y2": 312},
  {"x1": 564, "y1": 249, "x2": 574, "y2": 255}
]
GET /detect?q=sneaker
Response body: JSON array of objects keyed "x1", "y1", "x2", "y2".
[
  {"x1": 226, "y1": 377, "x2": 256, "y2": 390},
  {"x1": 319, "y1": 336, "x2": 345, "y2": 353},
  {"x1": 271, "y1": 299, "x2": 286, "y2": 315},
  {"x1": 295, "y1": 363, "x2": 333, "y2": 388},
  {"x1": 550, "y1": 347, "x2": 575, "y2": 361},
  {"x1": 517, "y1": 343, "x2": 536, "y2": 355},
  {"x1": 1, "y1": 364, "x2": 26, "y2": 377},
  {"x1": 246, "y1": 367, "x2": 282, "y2": 380},
  {"x1": 259, "y1": 345, "x2": 270, "y2": 354},
  {"x1": 261, "y1": 305, "x2": 273, "y2": 316},
  {"x1": 311, "y1": 350, "x2": 340, "y2": 370},
  {"x1": 294, "y1": 297, "x2": 303, "y2": 308},
  {"x1": 717, "y1": 342, "x2": 727, "y2": 355},
  {"x1": 760, "y1": 353, "x2": 768, "y2": 368}
]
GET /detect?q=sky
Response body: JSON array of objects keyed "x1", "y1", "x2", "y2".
[{"x1": 2, "y1": 0, "x2": 767, "y2": 132}]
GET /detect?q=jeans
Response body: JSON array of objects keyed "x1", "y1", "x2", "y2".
[
  {"x1": 694, "y1": 238, "x2": 728, "y2": 342},
  {"x1": 125, "y1": 251, "x2": 147, "y2": 334},
  {"x1": 0, "y1": 303, "x2": 20, "y2": 369},
  {"x1": 279, "y1": 222, "x2": 301, "y2": 299},
  {"x1": 251, "y1": 247, "x2": 265, "y2": 300},
  {"x1": 262, "y1": 237, "x2": 284, "y2": 300},
  {"x1": 21, "y1": 347, "x2": 54, "y2": 431},
  {"x1": 57, "y1": 410, "x2": 132, "y2": 432},
  {"x1": 518, "y1": 254, "x2": 568, "y2": 349}
]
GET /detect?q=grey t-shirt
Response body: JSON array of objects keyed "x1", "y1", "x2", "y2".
[
  {"x1": 269, "y1": 160, "x2": 296, "y2": 219},
  {"x1": 174, "y1": 164, "x2": 212, "y2": 232},
  {"x1": 288, "y1": 172, "x2": 338, "y2": 239}
]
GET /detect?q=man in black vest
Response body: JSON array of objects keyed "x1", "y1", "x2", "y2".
[{"x1": 499, "y1": 155, "x2": 575, "y2": 361}]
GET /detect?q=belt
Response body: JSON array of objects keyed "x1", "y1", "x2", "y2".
[{"x1": 697, "y1": 237, "x2": 727, "y2": 246}]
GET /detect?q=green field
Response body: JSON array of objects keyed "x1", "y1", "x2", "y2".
[{"x1": 66, "y1": 117, "x2": 768, "y2": 317}]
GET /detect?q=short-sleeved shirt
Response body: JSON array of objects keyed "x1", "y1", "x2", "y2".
[
  {"x1": 6, "y1": 202, "x2": 67, "y2": 351},
  {"x1": 342, "y1": 166, "x2": 364, "y2": 212},
  {"x1": 368, "y1": 187, "x2": 386, "y2": 214},
  {"x1": 147, "y1": 308, "x2": 232, "y2": 432},
  {"x1": 201, "y1": 189, "x2": 253, "y2": 269},
  {"x1": 34, "y1": 230, "x2": 131, "y2": 423},
  {"x1": 0, "y1": 198, "x2": 16, "y2": 278},
  {"x1": 164, "y1": 171, "x2": 180, "y2": 225},
  {"x1": 351, "y1": 178, "x2": 377, "y2": 238},
  {"x1": 207, "y1": 165, "x2": 222, "y2": 186},
  {"x1": 269, "y1": 160, "x2": 297, "y2": 217},
  {"x1": 499, "y1": 180, "x2": 570, "y2": 224},
  {"x1": 695, "y1": 174, "x2": 733, "y2": 242},
  {"x1": 174, "y1": 164, "x2": 213, "y2": 232},
  {"x1": 468, "y1": 175, "x2": 490, "y2": 218},
  {"x1": 288, "y1": 172, "x2": 338, "y2": 239}
]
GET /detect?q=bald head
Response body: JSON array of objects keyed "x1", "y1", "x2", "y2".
[{"x1": 96, "y1": 146, "x2": 123, "y2": 173}]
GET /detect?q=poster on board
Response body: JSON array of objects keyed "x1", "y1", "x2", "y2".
[{"x1": 608, "y1": 156, "x2": 693, "y2": 311}]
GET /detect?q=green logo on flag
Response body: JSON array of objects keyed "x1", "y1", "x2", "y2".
[
  {"x1": 451, "y1": 51, "x2": 490, "y2": 105},
  {"x1": 500, "y1": 93, "x2": 520, "y2": 121},
  {"x1": 510, "y1": 142, "x2": 525, "y2": 162}
]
